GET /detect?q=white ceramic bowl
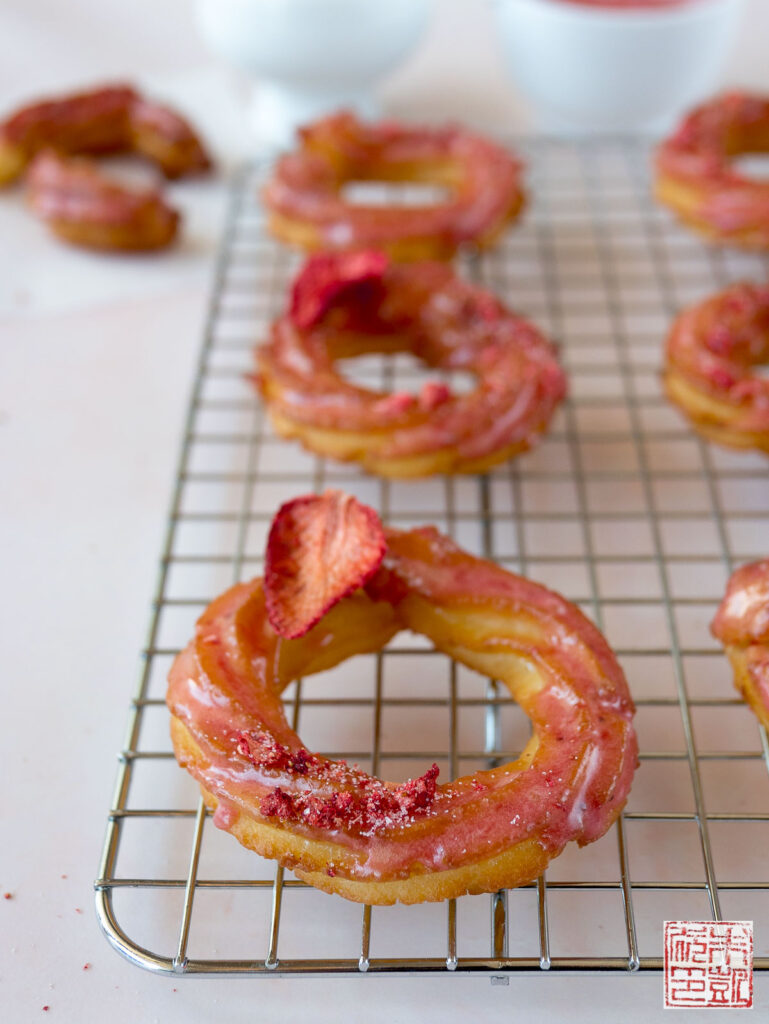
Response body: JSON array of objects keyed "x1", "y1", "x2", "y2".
[
  {"x1": 492, "y1": 0, "x2": 746, "y2": 133},
  {"x1": 195, "y1": 0, "x2": 434, "y2": 147}
]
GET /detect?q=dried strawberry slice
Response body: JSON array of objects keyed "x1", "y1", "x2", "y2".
[
  {"x1": 264, "y1": 490, "x2": 387, "y2": 639},
  {"x1": 289, "y1": 250, "x2": 389, "y2": 330}
]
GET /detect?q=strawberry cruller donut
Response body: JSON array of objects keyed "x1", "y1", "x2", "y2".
[
  {"x1": 0, "y1": 83, "x2": 211, "y2": 252},
  {"x1": 255, "y1": 250, "x2": 566, "y2": 478},
  {"x1": 655, "y1": 92, "x2": 769, "y2": 249},
  {"x1": 0, "y1": 83, "x2": 211, "y2": 186},
  {"x1": 167, "y1": 491, "x2": 638, "y2": 906},
  {"x1": 712, "y1": 559, "x2": 769, "y2": 732},
  {"x1": 262, "y1": 111, "x2": 525, "y2": 261},
  {"x1": 26, "y1": 151, "x2": 180, "y2": 251},
  {"x1": 663, "y1": 280, "x2": 769, "y2": 454}
]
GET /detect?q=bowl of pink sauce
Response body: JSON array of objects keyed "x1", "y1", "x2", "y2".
[{"x1": 492, "y1": 0, "x2": 746, "y2": 132}]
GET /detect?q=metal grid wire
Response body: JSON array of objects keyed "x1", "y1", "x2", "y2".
[{"x1": 95, "y1": 137, "x2": 769, "y2": 976}]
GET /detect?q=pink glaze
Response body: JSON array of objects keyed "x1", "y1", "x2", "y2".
[
  {"x1": 128, "y1": 98, "x2": 208, "y2": 155},
  {"x1": 656, "y1": 93, "x2": 769, "y2": 245},
  {"x1": 1, "y1": 84, "x2": 135, "y2": 151},
  {"x1": 712, "y1": 559, "x2": 769, "y2": 646},
  {"x1": 212, "y1": 799, "x2": 239, "y2": 830},
  {"x1": 256, "y1": 254, "x2": 566, "y2": 464},
  {"x1": 665, "y1": 281, "x2": 769, "y2": 433},
  {"x1": 262, "y1": 112, "x2": 524, "y2": 252},
  {"x1": 1, "y1": 84, "x2": 210, "y2": 180},
  {"x1": 26, "y1": 151, "x2": 178, "y2": 231},
  {"x1": 712, "y1": 560, "x2": 769, "y2": 724},
  {"x1": 167, "y1": 527, "x2": 637, "y2": 883}
]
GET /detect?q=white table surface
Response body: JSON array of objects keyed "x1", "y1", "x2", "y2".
[{"x1": 2, "y1": 1, "x2": 768, "y2": 1020}]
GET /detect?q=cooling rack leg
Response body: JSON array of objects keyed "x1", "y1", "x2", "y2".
[
  {"x1": 491, "y1": 891, "x2": 508, "y2": 961},
  {"x1": 479, "y1": 470, "x2": 510, "y2": 963},
  {"x1": 359, "y1": 905, "x2": 372, "y2": 973},
  {"x1": 174, "y1": 798, "x2": 207, "y2": 972},
  {"x1": 536, "y1": 876, "x2": 551, "y2": 970},
  {"x1": 485, "y1": 678, "x2": 509, "y2": 961},
  {"x1": 446, "y1": 901, "x2": 458, "y2": 971},
  {"x1": 265, "y1": 866, "x2": 284, "y2": 970},
  {"x1": 616, "y1": 816, "x2": 640, "y2": 972}
]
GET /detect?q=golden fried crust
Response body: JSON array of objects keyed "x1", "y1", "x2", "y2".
[
  {"x1": 664, "y1": 369, "x2": 769, "y2": 454},
  {"x1": 722, "y1": 648, "x2": 769, "y2": 731},
  {"x1": 267, "y1": 407, "x2": 541, "y2": 479}
]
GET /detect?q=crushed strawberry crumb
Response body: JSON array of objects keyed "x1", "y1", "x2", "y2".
[
  {"x1": 258, "y1": 762, "x2": 440, "y2": 836},
  {"x1": 83, "y1": 963, "x2": 91, "y2": 971},
  {"x1": 3, "y1": 892, "x2": 12, "y2": 900},
  {"x1": 259, "y1": 789, "x2": 294, "y2": 820},
  {"x1": 237, "y1": 730, "x2": 319, "y2": 775}
]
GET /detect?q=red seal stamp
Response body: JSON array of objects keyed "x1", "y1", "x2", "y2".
[{"x1": 664, "y1": 921, "x2": 753, "y2": 1009}]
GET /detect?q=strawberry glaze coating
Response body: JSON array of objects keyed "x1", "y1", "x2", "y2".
[
  {"x1": 0, "y1": 83, "x2": 211, "y2": 185},
  {"x1": 663, "y1": 280, "x2": 769, "y2": 453},
  {"x1": 712, "y1": 559, "x2": 769, "y2": 730},
  {"x1": 256, "y1": 251, "x2": 567, "y2": 478},
  {"x1": 262, "y1": 111, "x2": 525, "y2": 261},
  {"x1": 655, "y1": 92, "x2": 769, "y2": 249},
  {"x1": 167, "y1": 525, "x2": 637, "y2": 905},
  {"x1": 27, "y1": 151, "x2": 179, "y2": 251}
]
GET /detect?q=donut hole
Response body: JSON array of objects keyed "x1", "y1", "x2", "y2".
[
  {"x1": 723, "y1": 114, "x2": 769, "y2": 180},
  {"x1": 730, "y1": 153, "x2": 769, "y2": 183},
  {"x1": 341, "y1": 179, "x2": 452, "y2": 208},
  {"x1": 336, "y1": 152, "x2": 462, "y2": 209},
  {"x1": 336, "y1": 348, "x2": 477, "y2": 396},
  {"x1": 93, "y1": 153, "x2": 162, "y2": 189}
]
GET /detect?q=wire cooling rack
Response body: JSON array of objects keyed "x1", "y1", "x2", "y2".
[{"x1": 95, "y1": 137, "x2": 769, "y2": 977}]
